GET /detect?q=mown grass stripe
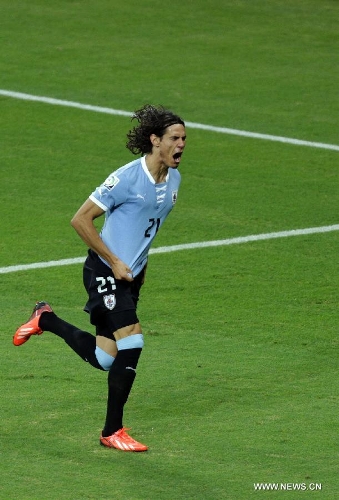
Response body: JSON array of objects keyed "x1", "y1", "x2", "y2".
[{"x1": 1, "y1": 89, "x2": 339, "y2": 152}]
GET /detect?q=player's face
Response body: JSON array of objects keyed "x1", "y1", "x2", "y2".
[{"x1": 159, "y1": 124, "x2": 186, "y2": 168}]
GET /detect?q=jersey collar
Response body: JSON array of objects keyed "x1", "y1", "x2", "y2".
[{"x1": 141, "y1": 156, "x2": 169, "y2": 184}]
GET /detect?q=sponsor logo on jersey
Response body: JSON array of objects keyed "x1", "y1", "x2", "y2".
[
  {"x1": 172, "y1": 190, "x2": 178, "y2": 204},
  {"x1": 103, "y1": 294, "x2": 116, "y2": 310},
  {"x1": 103, "y1": 173, "x2": 120, "y2": 190}
]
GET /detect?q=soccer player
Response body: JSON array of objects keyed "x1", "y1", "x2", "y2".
[{"x1": 13, "y1": 104, "x2": 186, "y2": 452}]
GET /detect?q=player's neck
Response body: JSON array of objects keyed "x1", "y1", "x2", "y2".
[{"x1": 145, "y1": 155, "x2": 169, "y2": 184}]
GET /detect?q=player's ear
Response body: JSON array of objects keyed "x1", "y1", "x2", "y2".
[{"x1": 150, "y1": 134, "x2": 161, "y2": 148}]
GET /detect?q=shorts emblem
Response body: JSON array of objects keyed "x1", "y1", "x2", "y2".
[{"x1": 103, "y1": 294, "x2": 116, "y2": 310}]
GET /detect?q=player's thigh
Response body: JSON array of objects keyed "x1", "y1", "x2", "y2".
[
  {"x1": 96, "y1": 335, "x2": 118, "y2": 358},
  {"x1": 113, "y1": 322, "x2": 142, "y2": 341},
  {"x1": 96, "y1": 321, "x2": 141, "y2": 356}
]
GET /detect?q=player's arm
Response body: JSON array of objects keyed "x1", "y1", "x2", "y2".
[{"x1": 71, "y1": 198, "x2": 133, "y2": 281}]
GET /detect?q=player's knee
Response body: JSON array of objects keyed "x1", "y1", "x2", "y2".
[{"x1": 95, "y1": 346, "x2": 115, "y2": 371}]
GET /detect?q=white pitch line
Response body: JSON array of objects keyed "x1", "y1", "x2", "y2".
[
  {"x1": 1, "y1": 89, "x2": 339, "y2": 152},
  {"x1": 1, "y1": 224, "x2": 339, "y2": 275}
]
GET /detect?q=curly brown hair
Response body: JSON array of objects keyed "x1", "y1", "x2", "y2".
[{"x1": 126, "y1": 104, "x2": 185, "y2": 155}]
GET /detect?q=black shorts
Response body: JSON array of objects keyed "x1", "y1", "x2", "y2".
[{"x1": 83, "y1": 250, "x2": 145, "y2": 339}]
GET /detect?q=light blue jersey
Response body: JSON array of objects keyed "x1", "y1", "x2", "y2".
[{"x1": 89, "y1": 156, "x2": 181, "y2": 276}]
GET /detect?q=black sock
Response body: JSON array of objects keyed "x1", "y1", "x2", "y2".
[
  {"x1": 102, "y1": 348, "x2": 142, "y2": 436},
  {"x1": 39, "y1": 312, "x2": 103, "y2": 370}
]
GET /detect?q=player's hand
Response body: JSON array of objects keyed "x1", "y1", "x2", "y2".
[{"x1": 111, "y1": 258, "x2": 134, "y2": 282}]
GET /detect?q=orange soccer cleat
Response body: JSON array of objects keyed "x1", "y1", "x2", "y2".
[
  {"x1": 100, "y1": 428, "x2": 148, "y2": 452},
  {"x1": 13, "y1": 301, "x2": 53, "y2": 346}
]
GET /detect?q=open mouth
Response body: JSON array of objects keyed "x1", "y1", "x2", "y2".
[{"x1": 173, "y1": 152, "x2": 182, "y2": 164}]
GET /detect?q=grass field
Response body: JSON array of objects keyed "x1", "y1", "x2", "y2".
[{"x1": 1, "y1": 1, "x2": 339, "y2": 499}]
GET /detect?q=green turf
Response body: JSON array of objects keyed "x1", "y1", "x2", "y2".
[{"x1": 1, "y1": 0, "x2": 339, "y2": 498}]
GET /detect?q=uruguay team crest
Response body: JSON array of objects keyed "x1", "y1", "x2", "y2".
[
  {"x1": 103, "y1": 294, "x2": 116, "y2": 310},
  {"x1": 172, "y1": 190, "x2": 178, "y2": 204}
]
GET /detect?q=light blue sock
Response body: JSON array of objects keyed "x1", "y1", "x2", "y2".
[
  {"x1": 95, "y1": 346, "x2": 115, "y2": 371},
  {"x1": 116, "y1": 334, "x2": 144, "y2": 350}
]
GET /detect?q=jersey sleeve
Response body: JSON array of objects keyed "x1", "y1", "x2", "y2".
[{"x1": 89, "y1": 171, "x2": 128, "y2": 211}]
